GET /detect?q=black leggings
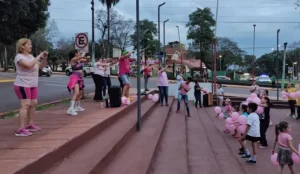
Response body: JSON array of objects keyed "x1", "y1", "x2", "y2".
[
  {"x1": 93, "y1": 74, "x2": 104, "y2": 101},
  {"x1": 194, "y1": 93, "x2": 201, "y2": 107},
  {"x1": 260, "y1": 119, "x2": 269, "y2": 146},
  {"x1": 288, "y1": 100, "x2": 296, "y2": 115},
  {"x1": 158, "y1": 86, "x2": 168, "y2": 104}
]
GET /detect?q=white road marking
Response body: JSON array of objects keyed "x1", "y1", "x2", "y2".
[{"x1": 43, "y1": 83, "x2": 66, "y2": 87}]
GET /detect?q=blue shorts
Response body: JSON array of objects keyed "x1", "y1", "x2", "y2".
[{"x1": 119, "y1": 74, "x2": 130, "y2": 86}]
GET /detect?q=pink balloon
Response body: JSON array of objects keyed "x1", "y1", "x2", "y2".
[
  {"x1": 231, "y1": 112, "x2": 239, "y2": 121},
  {"x1": 225, "y1": 124, "x2": 231, "y2": 130},
  {"x1": 281, "y1": 91, "x2": 288, "y2": 96},
  {"x1": 238, "y1": 116, "x2": 247, "y2": 125},
  {"x1": 237, "y1": 125, "x2": 247, "y2": 134},
  {"x1": 233, "y1": 122, "x2": 240, "y2": 127},
  {"x1": 229, "y1": 124, "x2": 236, "y2": 132},
  {"x1": 148, "y1": 94, "x2": 153, "y2": 99},
  {"x1": 241, "y1": 101, "x2": 249, "y2": 105},
  {"x1": 289, "y1": 92, "x2": 296, "y2": 99},
  {"x1": 214, "y1": 106, "x2": 222, "y2": 114},
  {"x1": 271, "y1": 153, "x2": 279, "y2": 166},
  {"x1": 250, "y1": 93, "x2": 257, "y2": 98},
  {"x1": 121, "y1": 97, "x2": 130, "y2": 105},
  {"x1": 226, "y1": 118, "x2": 233, "y2": 124},
  {"x1": 152, "y1": 95, "x2": 159, "y2": 102},
  {"x1": 282, "y1": 95, "x2": 287, "y2": 99},
  {"x1": 256, "y1": 106, "x2": 264, "y2": 114},
  {"x1": 296, "y1": 91, "x2": 300, "y2": 98},
  {"x1": 292, "y1": 153, "x2": 300, "y2": 164},
  {"x1": 252, "y1": 97, "x2": 261, "y2": 104},
  {"x1": 246, "y1": 97, "x2": 252, "y2": 103},
  {"x1": 218, "y1": 113, "x2": 224, "y2": 119}
]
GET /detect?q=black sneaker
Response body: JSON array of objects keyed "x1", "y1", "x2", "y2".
[
  {"x1": 238, "y1": 151, "x2": 245, "y2": 155},
  {"x1": 241, "y1": 154, "x2": 251, "y2": 158},
  {"x1": 246, "y1": 159, "x2": 256, "y2": 164},
  {"x1": 239, "y1": 148, "x2": 244, "y2": 152}
]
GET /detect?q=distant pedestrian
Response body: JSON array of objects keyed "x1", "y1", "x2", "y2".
[
  {"x1": 286, "y1": 83, "x2": 296, "y2": 118},
  {"x1": 13, "y1": 38, "x2": 48, "y2": 136},
  {"x1": 216, "y1": 84, "x2": 224, "y2": 107},
  {"x1": 271, "y1": 75, "x2": 276, "y2": 88},
  {"x1": 194, "y1": 80, "x2": 202, "y2": 108},
  {"x1": 250, "y1": 81, "x2": 260, "y2": 97},
  {"x1": 143, "y1": 64, "x2": 153, "y2": 91}
]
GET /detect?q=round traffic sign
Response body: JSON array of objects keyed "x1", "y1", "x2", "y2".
[{"x1": 75, "y1": 33, "x2": 88, "y2": 49}]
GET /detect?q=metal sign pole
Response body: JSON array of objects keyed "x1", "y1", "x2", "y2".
[{"x1": 136, "y1": 0, "x2": 141, "y2": 131}]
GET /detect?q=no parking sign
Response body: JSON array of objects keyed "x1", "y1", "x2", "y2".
[{"x1": 75, "y1": 32, "x2": 89, "y2": 53}]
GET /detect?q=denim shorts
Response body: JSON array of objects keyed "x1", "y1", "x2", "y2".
[{"x1": 119, "y1": 74, "x2": 130, "y2": 85}]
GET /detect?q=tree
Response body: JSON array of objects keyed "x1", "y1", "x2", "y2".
[
  {"x1": 0, "y1": 0, "x2": 50, "y2": 70},
  {"x1": 100, "y1": 0, "x2": 120, "y2": 58},
  {"x1": 96, "y1": 9, "x2": 134, "y2": 53},
  {"x1": 131, "y1": 19, "x2": 158, "y2": 53},
  {"x1": 186, "y1": 7, "x2": 216, "y2": 70}
]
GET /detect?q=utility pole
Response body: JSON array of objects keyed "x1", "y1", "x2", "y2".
[
  {"x1": 281, "y1": 42, "x2": 288, "y2": 89},
  {"x1": 158, "y1": 2, "x2": 165, "y2": 66},
  {"x1": 276, "y1": 29, "x2": 280, "y2": 101},
  {"x1": 91, "y1": 0, "x2": 95, "y2": 65},
  {"x1": 136, "y1": 0, "x2": 141, "y2": 131},
  {"x1": 252, "y1": 24, "x2": 256, "y2": 85},
  {"x1": 163, "y1": 19, "x2": 169, "y2": 66}
]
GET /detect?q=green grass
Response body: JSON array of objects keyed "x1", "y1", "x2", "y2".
[{"x1": 0, "y1": 99, "x2": 71, "y2": 120}]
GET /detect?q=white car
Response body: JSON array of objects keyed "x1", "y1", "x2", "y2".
[{"x1": 258, "y1": 75, "x2": 271, "y2": 83}]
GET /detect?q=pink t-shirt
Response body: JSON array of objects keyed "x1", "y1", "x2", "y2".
[
  {"x1": 179, "y1": 81, "x2": 191, "y2": 95},
  {"x1": 278, "y1": 132, "x2": 292, "y2": 148},
  {"x1": 118, "y1": 56, "x2": 132, "y2": 76},
  {"x1": 14, "y1": 53, "x2": 39, "y2": 87},
  {"x1": 157, "y1": 71, "x2": 168, "y2": 86}
]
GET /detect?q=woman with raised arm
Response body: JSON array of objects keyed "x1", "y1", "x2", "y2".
[
  {"x1": 14, "y1": 38, "x2": 48, "y2": 136},
  {"x1": 67, "y1": 50, "x2": 90, "y2": 115}
]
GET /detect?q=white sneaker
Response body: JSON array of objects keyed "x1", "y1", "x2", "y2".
[
  {"x1": 292, "y1": 115, "x2": 297, "y2": 119},
  {"x1": 100, "y1": 102, "x2": 104, "y2": 108},
  {"x1": 67, "y1": 108, "x2": 78, "y2": 116},
  {"x1": 75, "y1": 106, "x2": 85, "y2": 112}
]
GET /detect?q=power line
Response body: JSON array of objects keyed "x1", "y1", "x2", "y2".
[{"x1": 51, "y1": 18, "x2": 300, "y2": 24}]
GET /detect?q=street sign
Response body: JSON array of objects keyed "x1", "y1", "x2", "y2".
[
  {"x1": 75, "y1": 32, "x2": 89, "y2": 53},
  {"x1": 288, "y1": 67, "x2": 293, "y2": 74}
]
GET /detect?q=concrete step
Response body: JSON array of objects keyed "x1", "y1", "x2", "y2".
[
  {"x1": 150, "y1": 100, "x2": 188, "y2": 174},
  {"x1": 43, "y1": 99, "x2": 157, "y2": 174},
  {"x1": 103, "y1": 97, "x2": 174, "y2": 174},
  {"x1": 186, "y1": 106, "x2": 221, "y2": 174},
  {"x1": 196, "y1": 108, "x2": 246, "y2": 174}
]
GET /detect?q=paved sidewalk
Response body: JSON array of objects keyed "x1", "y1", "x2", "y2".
[{"x1": 203, "y1": 107, "x2": 300, "y2": 174}]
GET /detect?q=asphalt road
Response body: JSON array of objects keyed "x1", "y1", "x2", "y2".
[{"x1": 0, "y1": 72, "x2": 280, "y2": 113}]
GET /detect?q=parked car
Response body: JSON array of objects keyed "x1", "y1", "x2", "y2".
[
  {"x1": 65, "y1": 63, "x2": 93, "y2": 77},
  {"x1": 39, "y1": 66, "x2": 52, "y2": 77},
  {"x1": 258, "y1": 75, "x2": 271, "y2": 83},
  {"x1": 216, "y1": 76, "x2": 231, "y2": 80}
]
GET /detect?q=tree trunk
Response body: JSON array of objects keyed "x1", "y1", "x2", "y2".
[
  {"x1": 107, "y1": 7, "x2": 110, "y2": 58},
  {"x1": 4, "y1": 45, "x2": 8, "y2": 71}
]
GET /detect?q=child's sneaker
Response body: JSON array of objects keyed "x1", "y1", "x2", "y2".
[
  {"x1": 75, "y1": 106, "x2": 85, "y2": 112},
  {"x1": 246, "y1": 159, "x2": 256, "y2": 164},
  {"x1": 241, "y1": 154, "x2": 251, "y2": 159},
  {"x1": 259, "y1": 145, "x2": 268, "y2": 149},
  {"x1": 25, "y1": 124, "x2": 41, "y2": 132},
  {"x1": 15, "y1": 128, "x2": 32, "y2": 137}
]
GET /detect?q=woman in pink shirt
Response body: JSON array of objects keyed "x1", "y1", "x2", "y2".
[
  {"x1": 177, "y1": 77, "x2": 192, "y2": 117},
  {"x1": 272, "y1": 121, "x2": 299, "y2": 174},
  {"x1": 157, "y1": 66, "x2": 169, "y2": 106},
  {"x1": 143, "y1": 64, "x2": 152, "y2": 91},
  {"x1": 13, "y1": 38, "x2": 48, "y2": 136}
]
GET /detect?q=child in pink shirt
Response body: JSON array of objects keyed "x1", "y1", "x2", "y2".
[
  {"x1": 272, "y1": 121, "x2": 299, "y2": 173},
  {"x1": 176, "y1": 77, "x2": 192, "y2": 117}
]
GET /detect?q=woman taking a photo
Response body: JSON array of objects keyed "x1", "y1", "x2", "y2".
[
  {"x1": 157, "y1": 66, "x2": 169, "y2": 106},
  {"x1": 67, "y1": 50, "x2": 89, "y2": 115},
  {"x1": 14, "y1": 38, "x2": 48, "y2": 136}
]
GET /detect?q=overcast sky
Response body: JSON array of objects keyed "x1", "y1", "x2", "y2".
[{"x1": 48, "y1": 0, "x2": 300, "y2": 57}]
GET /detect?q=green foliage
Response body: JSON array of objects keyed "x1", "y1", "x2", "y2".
[
  {"x1": 0, "y1": 0, "x2": 50, "y2": 45},
  {"x1": 131, "y1": 19, "x2": 158, "y2": 54},
  {"x1": 186, "y1": 7, "x2": 216, "y2": 69},
  {"x1": 100, "y1": 0, "x2": 120, "y2": 8}
]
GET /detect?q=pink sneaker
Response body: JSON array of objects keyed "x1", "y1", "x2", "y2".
[
  {"x1": 15, "y1": 128, "x2": 32, "y2": 137},
  {"x1": 26, "y1": 124, "x2": 41, "y2": 132}
]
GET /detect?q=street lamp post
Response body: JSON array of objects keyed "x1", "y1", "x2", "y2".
[
  {"x1": 219, "y1": 55, "x2": 222, "y2": 71},
  {"x1": 276, "y1": 29, "x2": 280, "y2": 101},
  {"x1": 293, "y1": 62, "x2": 297, "y2": 81},
  {"x1": 281, "y1": 42, "x2": 288, "y2": 89},
  {"x1": 163, "y1": 19, "x2": 169, "y2": 66},
  {"x1": 175, "y1": 26, "x2": 182, "y2": 69},
  {"x1": 91, "y1": 0, "x2": 95, "y2": 65},
  {"x1": 252, "y1": 24, "x2": 256, "y2": 85},
  {"x1": 136, "y1": 0, "x2": 141, "y2": 131},
  {"x1": 158, "y1": 2, "x2": 166, "y2": 67}
]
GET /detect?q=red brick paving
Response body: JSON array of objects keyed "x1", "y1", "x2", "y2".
[
  {"x1": 0, "y1": 97, "x2": 139, "y2": 174},
  {"x1": 151, "y1": 100, "x2": 188, "y2": 174},
  {"x1": 204, "y1": 107, "x2": 300, "y2": 174}
]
